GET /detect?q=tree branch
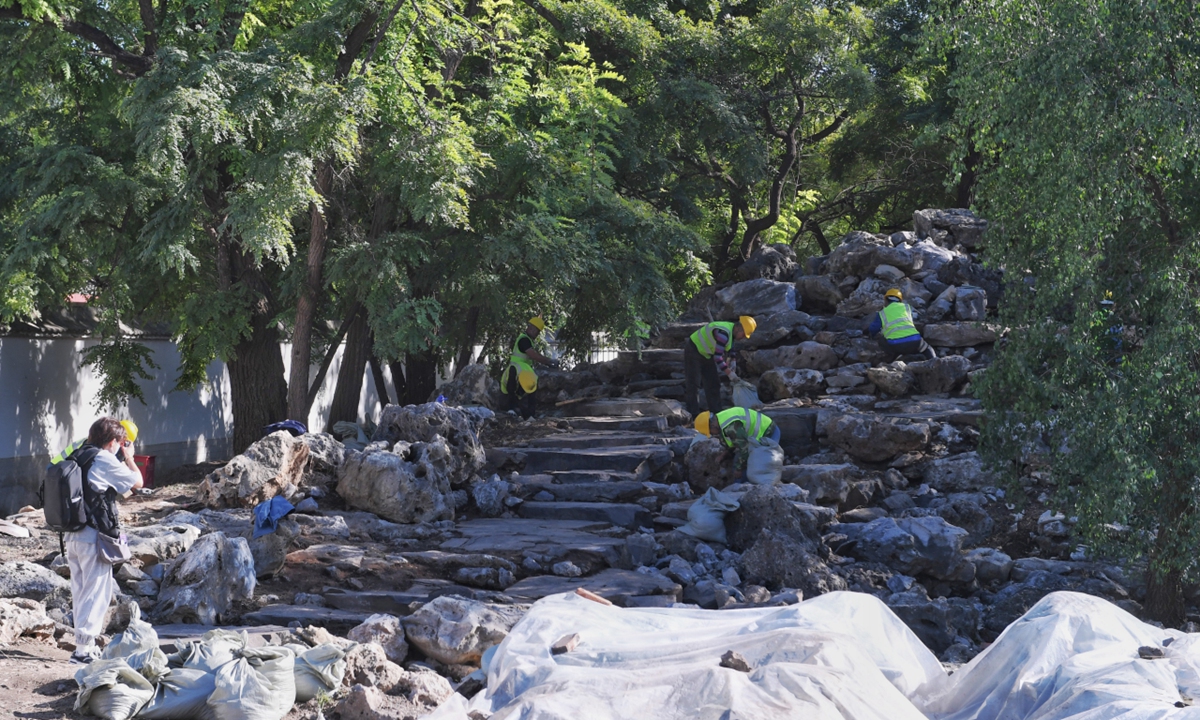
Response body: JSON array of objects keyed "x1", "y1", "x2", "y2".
[
  {"x1": 0, "y1": 8, "x2": 155, "y2": 75},
  {"x1": 801, "y1": 110, "x2": 850, "y2": 146},
  {"x1": 337, "y1": 7, "x2": 382, "y2": 79},
  {"x1": 519, "y1": 0, "x2": 563, "y2": 32},
  {"x1": 136, "y1": 0, "x2": 157, "y2": 55}
]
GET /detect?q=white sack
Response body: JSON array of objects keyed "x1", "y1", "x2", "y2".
[
  {"x1": 746, "y1": 437, "x2": 784, "y2": 486},
  {"x1": 169, "y1": 629, "x2": 247, "y2": 672},
  {"x1": 678, "y1": 487, "x2": 740, "y2": 544},
  {"x1": 207, "y1": 646, "x2": 296, "y2": 720},
  {"x1": 75, "y1": 659, "x2": 156, "y2": 720},
  {"x1": 138, "y1": 668, "x2": 218, "y2": 720},
  {"x1": 293, "y1": 644, "x2": 347, "y2": 702},
  {"x1": 731, "y1": 378, "x2": 762, "y2": 408},
  {"x1": 103, "y1": 604, "x2": 169, "y2": 682}
]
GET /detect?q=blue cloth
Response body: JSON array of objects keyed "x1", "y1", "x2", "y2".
[
  {"x1": 252, "y1": 496, "x2": 295, "y2": 538},
  {"x1": 767, "y1": 425, "x2": 781, "y2": 445},
  {"x1": 263, "y1": 420, "x2": 307, "y2": 437}
]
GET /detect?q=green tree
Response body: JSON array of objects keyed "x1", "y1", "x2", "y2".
[{"x1": 954, "y1": 0, "x2": 1200, "y2": 623}]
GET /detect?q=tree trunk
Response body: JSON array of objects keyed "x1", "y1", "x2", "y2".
[
  {"x1": 454, "y1": 306, "x2": 481, "y2": 376},
  {"x1": 368, "y1": 355, "x2": 389, "y2": 412},
  {"x1": 288, "y1": 164, "x2": 334, "y2": 420},
  {"x1": 956, "y1": 141, "x2": 981, "y2": 209},
  {"x1": 325, "y1": 307, "x2": 371, "y2": 431},
  {"x1": 1145, "y1": 468, "x2": 1189, "y2": 625},
  {"x1": 388, "y1": 360, "x2": 406, "y2": 405},
  {"x1": 404, "y1": 351, "x2": 438, "y2": 405},
  {"x1": 228, "y1": 314, "x2": 288, "y2": 454}
]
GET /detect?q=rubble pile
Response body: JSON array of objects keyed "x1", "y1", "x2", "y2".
[{"x1": 0, "y1": 208, "x2": 1173, "y2": 719}]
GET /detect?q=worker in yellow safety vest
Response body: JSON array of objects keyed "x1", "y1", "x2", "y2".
[
  {"x1": 695, "y1": 407, "x2": 780, "y2": 473},
  {"x1": 51, "y1": 420, "x2": 140, "y2": 467},
  {"x1": 683, "y1": 316, "x2": 756, "y2": 418},
  {"x1": 868, "y1": 289, "x2": 936, "y2": 361},
  {"x1": 501, "y1": 316, "x2": 559, "y2": 419}
]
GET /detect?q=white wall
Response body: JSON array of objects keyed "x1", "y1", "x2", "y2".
[{"x1": 0, "y1": 336, "x2": 386, "y2": 515}]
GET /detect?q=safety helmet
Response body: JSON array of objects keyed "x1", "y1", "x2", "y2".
[
  {"x1": 120, "y1": 419, "x2": 139, "y2": 443},
  {"x1": 528, "y1": 316, "x2": 546, "y2": 331},
  {"x1": 518, "y1": 370, "x2": 538, "y2": 393},
  {"x1": 694, "y1": 411, "x2": 713, "y2": 436},
  {"x1": 884, "y1": 288, "x2": 903, "y2": 302},
  {"x1": 738, "y1": 316, "x2": 757, "y2": 338}
]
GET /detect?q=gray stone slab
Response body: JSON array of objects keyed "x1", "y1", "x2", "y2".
[
  {"x1": 760, "y1": 406, "x2": 820, "y2": 458},
  {"x1": 874, "y1": 397, "x2": 984, "y2": 426},
  {"x1": 526, "y1": 432, "x2": 670, "y2": 450},
  {"x1": 530, "y1": 481, "x2": 647, "y2": 503},
  {"x1": 496, "y1": 445, "x2": 674, "y2": 475},
  {"x1": 566, "y1": 416, "x2": 669, "y2": 433},
  {"x1": 518, "y1": 501, "x2": 653, "y2": 529},
  {"x1": 504, "y1": 568, "x2": 681, "y2": 606},
  {"x1": 440, "y1": 518, "x2": 624, "y2": 558},
  {"x1": 241, "y1": 604, "x2": 371, "y2": 632},
  {"x1": 547, "y1": 470, "x2": 641, "y2": 484},
  {"x1": 568, "y1": 398, "x2": 686, "y2": 422},
  {"x1": 322, "y1": 581, "x2": 475, "y2": 615}
]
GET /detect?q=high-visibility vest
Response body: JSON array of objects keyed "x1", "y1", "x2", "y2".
[
  {"x1": 690, "y1": 321, "x2": 736, "y2": 358},
  {"x1": 50, "y1": 439, "x2": 86, "y2": 465},
  {"x1": 502, "y1": 334, "x2": 537, "y2": 395},
  {"x1": 878, "y1": 302, "x2": 919, "y2": 341},
  {"x1": 715, "y1": 407, "x2": 774, "y2": 447}
]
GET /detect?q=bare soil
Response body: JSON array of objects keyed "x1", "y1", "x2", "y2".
[{"x1": 0, "y1": 641, "x2": 85, "y2": 720}]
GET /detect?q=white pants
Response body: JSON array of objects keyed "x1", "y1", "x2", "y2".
[{"x1": 66, "y1": 527, "x2": 116, "y2": 647}]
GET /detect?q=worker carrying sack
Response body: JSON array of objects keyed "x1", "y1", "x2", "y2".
[
  {"x1": 746, "y1": 437, "x2": 784, "y2": 486},
  {"x1": 731, "y1": 378, "x2": 762, "y2": 408}
]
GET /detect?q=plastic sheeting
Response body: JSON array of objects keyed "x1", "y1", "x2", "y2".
[{"x1": 426, "y1": 591, "x2": 1200, "y2": 720}]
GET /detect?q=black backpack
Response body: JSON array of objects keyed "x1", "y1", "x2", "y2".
[{"x1": 41, "y1": 445, "x2": 99, "y2": 533}]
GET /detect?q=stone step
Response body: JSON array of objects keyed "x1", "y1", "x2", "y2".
[
  {"x1": 440, "y1": 518, "x2": 624, "y2": 562},
  {"x1": 626, "y1": 378, "x2": 684, "y2": 391},
  {"x1": 760, "y1": 406, "x2": 820, "y2": 458},
  {"x1": 525, "y1": 480, "x2": 648, "y2": 504},
  {"x1": 504, "y1": 568, "x2": 681, "y2": 606},
  {"x1": 526, "y1": 432, "x2": 671, "y2": 450},
  {"x1": 566, "y1": 416, "x2": 669, "y2": 433},
  {"x1": 566, "y1": 398, "x2": 687, "y2": 423},
  {"x1": 322, "y1": 581, "x2": 476, "y2": 616},
  {"x1": 518, "y1": 501, "x2": 653, "y2": 529},
  {"x1": 874, "y1": 396, "x2": 984, "y2": 426},
  {"x1": 241, "y1": 604, "x2": 371, "y2": 633},
  {"x1": 494, "y1": 445, "x2": 674, "y2": 476}
]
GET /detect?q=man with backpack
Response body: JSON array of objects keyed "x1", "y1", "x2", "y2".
[{"x1": 44, "y1": 417, "x2": 143, "y2": 664}]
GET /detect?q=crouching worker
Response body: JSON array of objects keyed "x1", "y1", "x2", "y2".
[
  {"x1": 55, "y1": 417, "x2": 143, "y2": 664},
  {"x1": 695, "y1": 407, "x2": 780, "y2": 476},
  {"x1": 684, "y1": 316, "x2": 756, "y2": 417},
  {"x1": 501, "y1": 316, "x2": 559, "y2": 419},
  {"x1": 869, "y1": 289, "x2": 937, "y2": 361}
]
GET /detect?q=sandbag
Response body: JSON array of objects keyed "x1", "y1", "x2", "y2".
[
  {"x1": 731, "y1": 378, "x2": 762, "y2": 408},
  {"x1": 293, "y1": 644, "x2": 347, "y2": 702},
  {"x1": 75, "y1": 659, "x2": 156, "y2": 720},
  {"x1": 169, "y1": 629, "x2": 247, "y2": 672},
  {"x1": 208, "y1": 646, "x2": 296, "y2": 720},
  {"x1": 138, "y1": 668, "x2": 218, "y2": 720},
  {"x1": 102, "y1": 604, "x2": 170, "y2": 682},
  {"x1": 678, "y1": 487, "x2": 740, "y2": 544},
  {"x1": 746, "y1": 437, "x2": 784, "y2": 486}
]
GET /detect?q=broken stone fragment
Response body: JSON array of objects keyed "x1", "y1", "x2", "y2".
[
  {"x1": 349, "y1": 614, "x2": 410, "y2": 665},
  {"x1": 403, "y1": 596, "x2": 525, "y2": 665},
  {"x1": 720, "y1": 650, "x2": 752, "y2": 672}
]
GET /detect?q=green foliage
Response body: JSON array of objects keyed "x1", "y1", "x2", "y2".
[
  {"x1": 82, "y1": 338, "x2": 161, "y2": 410},
  {"x1": 954, "y1": 0, "x2": 1200, "y2": 608}
]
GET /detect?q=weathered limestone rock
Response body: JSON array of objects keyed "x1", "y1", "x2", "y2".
[
  {"x1": 913, "y1": 208, "x2": 988, "y2": 249},
  {"x1": 955, "y1": 286, "x2": 987, "y2": 321},
  {"x1": 336, "y1": 442, "x2": 455, "y2": 524},
  {"x1": 908, "y1": 355, "x2": 973, "y2": 395},
  {"x1": 298, "y1": 432, "x2": 346, "y2": 490},
  {"x1": 745, "y1": 341, "x2": 838, "y2": 375},
  {"x1": 430, "y1": 364, "x2": 498, "y2": 408},
  {"x1": 403, "y1": 595, "x2": 525, "y2": 665},
  {"x1": 168, "y1": 508, "x2": 298, "y2": 579},
  {"x1": 372, "y1": 403, "x2": 486, "y2": 484},
  {"x1": 929, "y1": 494, "x2": 994, "y2": 545},
  {"x1": 886, "y1": 587, "x2": 981, "y2": 654},
  {"x1": 780, "y1": 464, "x2": 860, "y2": 506},
  {"x1": 343, "y1": 642, "x2": 406, "y2": 692},
  {"x1": 724, "y1": 485, "x2": 823, "y2": 553},
  {"x1": 922, "y1": 452, "x2": 994, "y2": 492},
  {"x1": 348, "y1": 614, "x2": 409, "y2": 665},
  {"x1": 684, "y1": 438, "x2": 733, "y2": 492},
  {"x1": 794, "y1": 275, "x2": 844, "y2": 313},
  {"x1": 155, "y1": 531, "x2": 256, "y2": 625},
  {"x1": 0, "y1": 561, "x2": 68, "y2": 601},
  {"x1": 713, "y1": 279, "x2": 798, "y2": 320},
  {"x1": 966, "y1": 547, "x2": 1014, "y2": 583},
  {"x1": 334, "y1": 685, "x2": 424, "y2": 720},
  {"x1": 867, "y1": 363, "x2": 914, "y2": 396},
  {"x1": 740, "y1": 311, "x2": 813, "y2": 349},
  {"x1": 910, "y1": 239, "x2": 958, "y2": 274},
  {"x1": 197, "y1": 431, "x2": 310, "y2": 508},
  {"x1": 470, "y1": 475, "x2": 509, "y2": 518},
  {"x1": 0, "y1": 598, "x2": 54, "y2": 644},
  {"x1": 758, "y1": 368, "x2": 825, "y2": 401},
  {"x1": 922, "y1": 322, "x2": 998, "y2": 348},
  {"x1": 826, "y1": 414, "x2": 931, "y2": 463},
  {"x1": 825, "y1": 232, "x2": 923, "y2": 277},
  {"x1": 832, "y1": 516, "x2": 975, "y2": 582},
  {"x1": 125, "y1": 523, "x2": 202, "y2": 566},
  {"x1": 738, "y1": 533, "x2": 846, "y2": 597},
  {"x1": 736, "y1": 244, "x2": 797, "y2": 282}
]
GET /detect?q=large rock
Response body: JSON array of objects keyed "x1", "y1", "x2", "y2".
[
  {"x1": 713, "y1": 279, "x2": 798, "y2": 320},
  {"x1": 836, "y1": 277, "x2": 930, "y2": 319},
  {"x1": 780, "y1": 464, "x2": 860, "y2": 505},
  {"x1": 536, "y1": 369, "x2": 601, "y2": 398},
  {"x1": 922, "y1": 452, "x2": 995, "y2": 492},
  {"x1": 348, "y1": 614, "x2": 409, "y2": 665},
  {"x1": 936, "y1": 257, "x2": 1002, "y2": 307},
  {"x1": 403, "y1": 595, "x2": 524, "y2": 665},
  {"x1": 913, "y1": 208, "x2": 988, "y2": 249},
  {"x1": 737, "y1": 532, "x2": 846, "y2": 597},
  {"x1": 430, "y1": 364, "x2": 498, "y2": 408},
  {"x1": 684, "y1": 438, "x2": 734, "y2": 492},
  {"x1": 966, "y1": 547, "x2": 1013, "y2": 583},
  {"x1": 758, "y1": 368, "x2": 825, "y2": 401},
  {"x1": 724, "y1": 485, "x2": 823, "y2": 552},
  {"x1": 343, "y1": 642, "x2": 406, "y2": 692},
  {"x1": 737, "y1": 244, "x2": 797, "y2": 282},
  {"x1": 0, "y1": 598, "x2": 54, "y2": 644},
  {"x1": 197, "y1": 431, "x2": 310, "y2": 508},
  {"x1": 909, "y1": 239, "x2": 958, "y2": 274},
  {"x1": 794, "y1": 275, "x2": 843, "y2": 313},
  {"x1": 125, "y1": 523, "x2": 202, "y2": 566},
  {"x1": 867, "y1": 363, "x2": 914, "y2": 396},
  {"x1": 825, "y1": 232, "x2": 924, "y2": 277},
  {"x1": 907, "y1": 356, "x2": 972, "y2": 395},
  {"x1": 177, "y1": 508, "x2": 299, "y2": 579},
  {"x1": 886, "y1": 587, "x2": 981, "y2": 654},
  {"x1": 955, "y1": 286, "x2": 987, "y2": 321},
  {"x1": 826, "y1": 414, "x2": 931, "y2": 463},
  {"x1": 922, "y1": 322, "x2": 999, "y2": 347},
  {"x1": 372, "y1": 403, "x2": 486, "y2": 483},
  {"x1": 745, "y1": 341, "x2": 838, "y2": 375},
  {"x1": 337, "y1": 442, "x2": 455, "y2": 524},
  {"x1": 741, "y1": 311, "x2": 813, "y2": 349},
  {"x1": 154, "y1": 531, "x2": 256, "y2": 625},
  {"x1": 831, "y1": 516, "x2": 975, "y2": 582},
  {"x1": 929, "y1": 494, "x2": 994, "y2": 545},
  {"x1": 0, "y1": 561, "x2": 68, "y2": 601},
  {"x1": 298, "y1": 432, "x2": 346, "y2": 490}
]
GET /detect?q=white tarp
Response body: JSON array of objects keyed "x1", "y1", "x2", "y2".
[{"x1": 426, "y1": 591, "x2": 1200, "y2": 720}]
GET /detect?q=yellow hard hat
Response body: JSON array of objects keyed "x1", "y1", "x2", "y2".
[
  {"x1": 739, "y1": 316, "x2": 757, "y2": 337},
  {"x1": 694, "y1": 411, "x2": 712, "y2": 436},
  {"x1": 885, "y1": 288, "x2": 903, "y2": 302},
  {"x1": 120, "y1": 419, "x2": 139, "y2": 443},
  {"x1": 528, "y1": 316, "x2": 546, "y2": 331},
  {"x1": 518, "y1": 370, "x2": 538, "y2": 393}
]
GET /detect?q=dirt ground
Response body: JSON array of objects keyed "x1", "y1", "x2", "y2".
[{"x1": 0, "y1": 640, "x2": 85, "y2": 720}]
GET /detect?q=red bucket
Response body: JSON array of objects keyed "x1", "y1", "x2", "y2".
[{"x1": 134, "y1": 455, "x2": 156, "y2": 488}]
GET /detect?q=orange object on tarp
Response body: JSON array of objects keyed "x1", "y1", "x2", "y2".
[{"x1": 133, "y1": 455, "x2": 156, "y2": 488}]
